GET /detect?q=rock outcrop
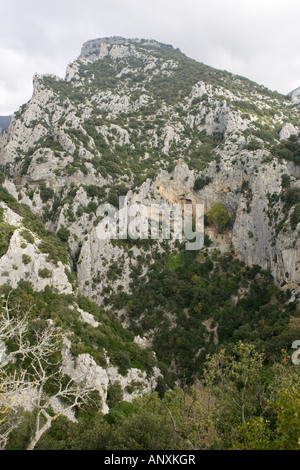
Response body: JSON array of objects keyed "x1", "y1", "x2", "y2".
[
  {"x1": 289, "y1": 86, "x2": 300, "y2": 106},
  {"x1": 1, "y1": 37, "x2": 299, "y2": 301},
  {"x1": 62, "y1": 338, "x2": 162, "y2": 415},
  {"x1": 0, "y1": 200, "x2": 74, "y2": 294}
]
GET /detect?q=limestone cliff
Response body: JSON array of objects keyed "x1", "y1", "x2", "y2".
[{"x1": 0, "y1": 37, "x2": 299, "y2": 304}]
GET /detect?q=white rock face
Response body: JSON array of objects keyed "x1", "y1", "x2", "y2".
[
  {"x1": 279, "y1": 123, "x2": 298, "y2": 140},
  {"x1": 77, "y1": 231, "x2": 134, "y2": 304},
  {"x1": 0, "y1": 76, "x2": 57, "y2": 166},
  {"x1": 162, "y1": 124, "x2": 184, "y2": 154},
  {"x1": 77, "y1": 306, "x2": 100, "y2": 327},
  {"x1": 195, "y1": 154, "x2": 300, "y2": 293},
  {"x1": 72, "y1": 151, "x2": 300, "y2": 303},
  {"x1": 289, "y1": 86, "x2": 300, "y2": 106},
  {"x1": 79, "y1": 37, "x2": 159, "y2": 61},
  {"x1": 107, "y1": 365, "x2": 162, "y2": 403},
  {"x1": 61, "y1": 338, "x2": 162, "y2": 414}
]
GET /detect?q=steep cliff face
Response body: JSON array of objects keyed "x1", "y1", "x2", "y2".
[
  {"x1": 80, "y1": 152, "x2": 300, "y2": 302},
  {"x1": 0, "y1": 116, "x2": 11, "y2": 135},
  {"x1": 195, "y1": 153, "x2": 300, "y2": 293},
  {"x1": 289, "y1": 86, "x2": 300, "y2": 107},
  {"x1": 0, "y1": 200, "x2": 73, "y2": 294},
  {"x1": 1, "y1": 37, "x2": 300, "y2": 425},
  {"x1": 0, "y1": 36, "x2": 299, "y2": 303}
]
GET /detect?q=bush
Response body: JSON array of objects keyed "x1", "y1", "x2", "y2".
[
  {"x1": 38, "y1": 268, "x2": 53, "y2": 279},
  {"x1": 39, "y1": 183, "x2": 54, "y2": 203},
  {"x1": 20, "y1": 230, "x2": 35, "y2": 244},
  {"x1": 38, "y1": 238, "x2": 69, "y2": 265},
  {"x1": 246, "y1": 140, "x2": 263, "y2": 151},
  {"x1": 85, "y1": 185, "x2": 106, "y2": 199},
  {"x1": 271, "y1": 136, "x2": 300, "y2": 166},
  {"x1": 115, "y1": 351, "x2": 131, "y2": 375},
  {"x1": 194, "y1": 176, "x2": 212, "y2": 191},
  {"x1": 206, "y1": 203, "x2": 231, "y2": 231},
  {"x1": 0, "y1": 223, "x2": 15, "y2": 257},
  {"x1": 290, "y1": 205, "x2": 300, "y2": 230},
  {"x1": 22, "y1": 254, "x2": 32, "y2": 265},
  {"x1": 282, "y1": 187, "x2": 300, "y2": 211},
  {"x1": 107, "y1": 381, "x2": 124, "y2": 408}
]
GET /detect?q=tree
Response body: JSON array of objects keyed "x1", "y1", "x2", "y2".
[
  {"x1": 164, "y1": 385, "x2": 222, "y2": 450},
  {"x1": 0, "y1": 293, "x2": 98, "y2": 450},
  {"x1": 230, "y1": 363, "x2": 300, "y2": 450},
  {"x1": 39, "y1": 182, "x2": 54, "y2": 203},
  {"x1": 69, "y1": 393, "x2": 182, "y2": 450},
  {"x1": 108, "y1": 393, "x2": 181, "y2": 450},
  {"x1": 56, "y1": 226, "x2": 70, "y2": 243},
  {"x1": 0, "y1": 373, "x2": 26, "y2": 450},
  {"x1": 206, "y1": 203, "x2": 231, "y2": 232},
  {"x1": 107, "y1": 381, "x2": 123, "y2": 408},
  {"x1": 267, "y1": 362, "x2": 300, "y2": 450}
]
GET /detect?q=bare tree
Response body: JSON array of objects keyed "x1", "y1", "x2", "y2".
[{"x1": 0, "y1": 293, "x2": 99, "y2": 450}]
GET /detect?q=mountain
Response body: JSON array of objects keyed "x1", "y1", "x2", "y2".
[
  {"x1": 1, "y1": 37, "x2": 299, "y2": 295},
  {"x1": 0, "y1": 115, "x2": 12, "y2": 134},
  {"x1": 0, "y1": 37, "x2": 299, "y2": 450},
  {"x1": 289, "y1": 86, "x2": 300, "y2": 106}
]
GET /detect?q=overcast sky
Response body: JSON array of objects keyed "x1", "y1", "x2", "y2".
[{"x1": 1, "y1": 0, "x2": 300, "y2": 115}]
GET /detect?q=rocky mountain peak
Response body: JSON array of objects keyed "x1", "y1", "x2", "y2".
[
  {"x1": 289, "y1": 86, "x2": 300, "y2": 106},
  {"x1": 79, "y1": 36, "x2": 165, "y2": 61}
]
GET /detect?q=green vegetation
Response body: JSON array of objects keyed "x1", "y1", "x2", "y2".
[
  {"x1": 282, "y1": 186, "x2": 300, "y2": 210},
  {"x1": 206, "y1": 203, "x2": 231, "y2": 231},
  {"x1": 0, "y1": 185, "x2": 70, "y2": 266},
  {"x1": 38, "y1": 268, "x2": 53, "y2": 279},
  {"x1": 290, "y1": 205, "x2": 300, "y2": 230},
  {"x1": 271, "y1": 135, "x2": 300, "y2": 166},
  {"x1": 194, "y1": 176, "x2": 212, "y2": 191},
  {"x1": 275, "y1": 186, "x2": 300, "y2": 234},
  {"x1": 109, "y1": 247, "x2": 299, "y2": 383},
  {"x1": 5, "y1": 340, "x2": 300, "y2": 450},
  {"x1": 56, "y1": 226, "x2": 70, "y2": 243},
  {"x1": 0, "y1": 282, "x2": 158, "y2": 376},
  {"x1": 246, "y1": 139, "x2": 263, "y2": 151},
  {"x1": 22, "y1": 254, "x2": 32, "y2": 265},
  {"x1": 107, "y1": 381, "x2": 124, "y2": 408},
  {"x1": 165, "y1": 252, "x2": 185, "y2": 271},
  {"x1": 39, "y1": 182, "x2": 54, "y2": 203},
  {"x1": 188, "y1": 132, "x2": 223, "y2": 172},
  {"x1": 1, "y1": 40, "x2": 300, "y2": 451},
  {"x1": 20, "y1": 229, "x2": 35, "y2": 244}
]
